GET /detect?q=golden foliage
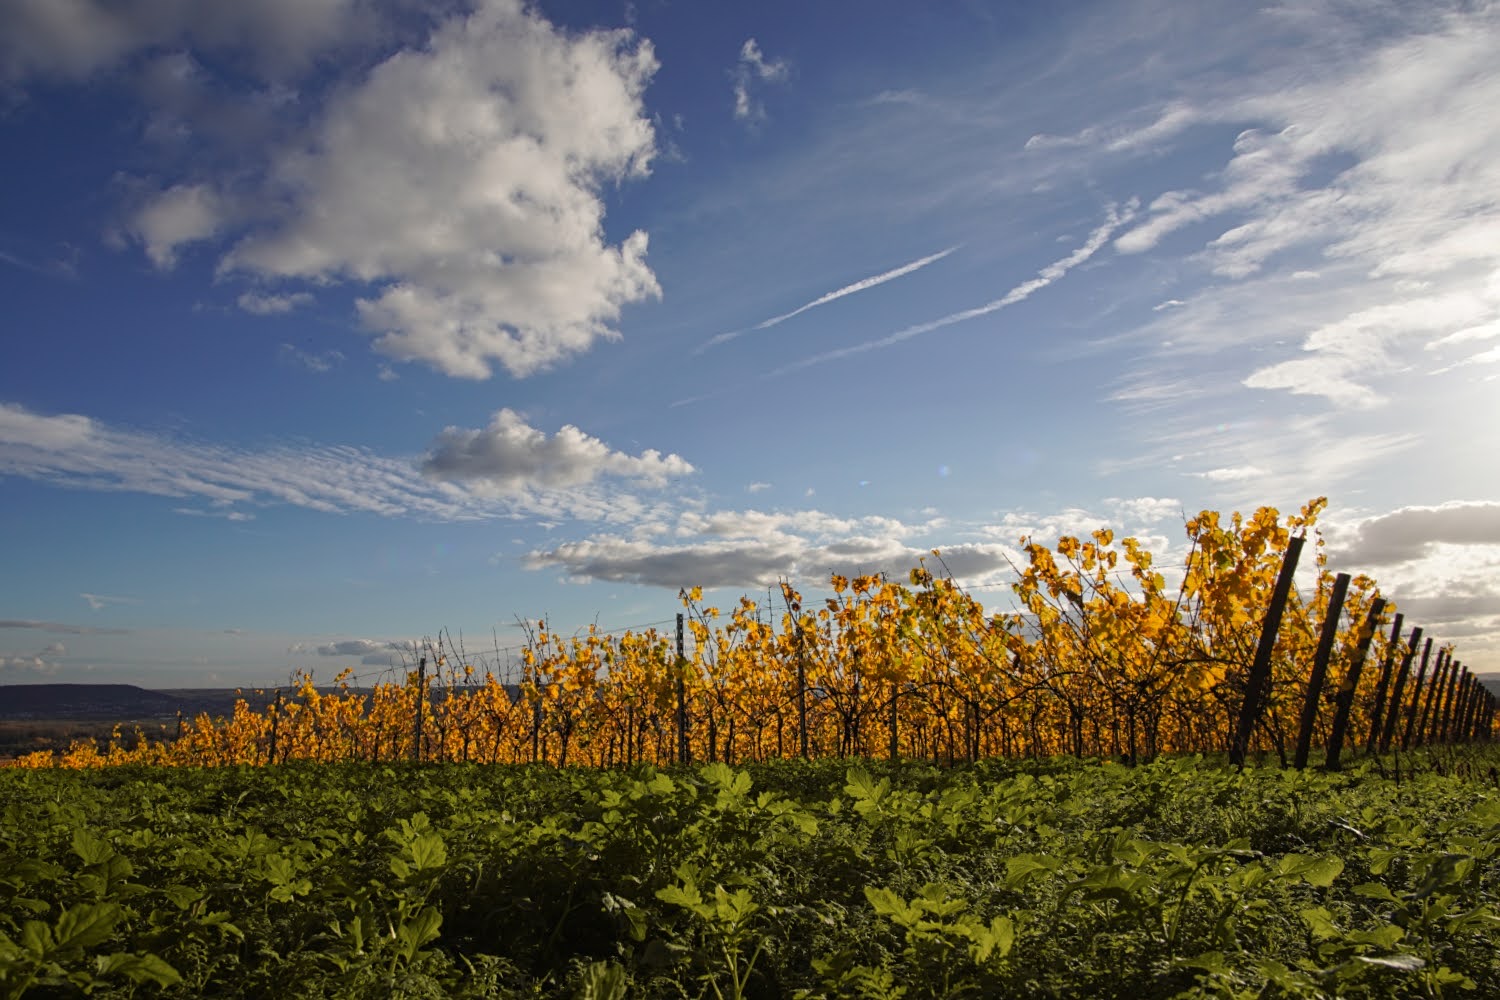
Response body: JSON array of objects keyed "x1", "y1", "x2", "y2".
[{"x1": 26, "y1": 499, "x2": 1487, "y2": 769}]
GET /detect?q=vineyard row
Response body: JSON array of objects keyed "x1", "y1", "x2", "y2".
[{"x1": 16, "y1": 498, "x2": 1495, "y2": 769}]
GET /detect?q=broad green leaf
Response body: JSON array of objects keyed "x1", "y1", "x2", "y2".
[
  {"x1": 713, "y1": 886, "x2": 758, "y2": 923},
  {"x1": 1413, "y1": 854, "x2": 1470, "y2": 899},
  {"x1": 262, "y1": 854, "x2": 295, "y2": 884},
  {"x1": 656, "y1": 882, "x2": 705, "y2": 912},
  {"x1": 95, "y1": 951, "x2": 183, "y2": 987},
  {"x1": 699, "y1": 762, "x2": 734, "y2": 790},
  {"x1": 599, "y1": 891, "x2": 644, "y2": 939},
  {"x1": 71, "y1": 829, "x2": 114, "y2": 867},
  {"x1": 1173, "y1": 952, "x2": 1230, "y2": 975},
  {"x1": 20, "y1": 920, "x2": 52, "y2": 957},
  {"x1": 1301, "y1": 856, "x2": 1344, "y2": 888},
  {"x1": 409, "y1": 833, "x2": 447, "y2": 872},
  {"x1": 574, "y1": 960, "x2": 629, "y2": 1000},
  {"x1": 1349, "y1": 924, "x2": 1404, "y2": 949},
  {"x1": 1299, "y1": 906, "x2": 1339, "y2": 941},
  {"x1": 52, "y1": 903, "x2": 123, "y2": 953},
  {"x1": 397, "y1": 906, "x2": 443, "y2": 956},
  {"x1": 987, "y1": 915, "x2": 1014, "y2": 959},
  {"x1": 844, "y1": 767, "x2": 884, "y2": 803},
  {"x1": 1005, "y1": 854, "x2": 1062, "y2": 888},
  {"x1": 162, "y1": 885, "x2": 205, "y2": 909},
  {"x1": 864, "y1": 887, "x2": 917, "y2": 925},
  {"x1": 1352, "y1": 882, "x2": 1397, "y2": 903}
]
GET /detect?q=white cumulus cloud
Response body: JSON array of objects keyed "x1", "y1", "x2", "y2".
[
  {"x1": 422, "y1": 409, "x2": 694, "y2": 494},
  {"x1": 0, "y1": 0, "x2": 373, "y2": 81},
  {"x1": 1339, "y1": 502, "x2": 1500, "y2": 567},
  {"x1": 222, "y1": 0, "x2": 662, "y2": 379},
  {"x1": 130, "y1": 183, "x2": 226, "y2": 269}
]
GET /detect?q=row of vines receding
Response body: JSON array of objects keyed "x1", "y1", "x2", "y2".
[{"x1": 18, "y1": 497, "x2": 1495, "y2": 769}]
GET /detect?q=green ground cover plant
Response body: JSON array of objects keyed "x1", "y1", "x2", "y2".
[{"x1": 1, "y1": 751, "x2": 1497, "y2": 998}]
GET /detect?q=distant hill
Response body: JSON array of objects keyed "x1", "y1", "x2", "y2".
[
  {"x1": 0, "y1": 684, "x2": 184, "y2": 720},
  {"x1": 0, "y1": 684, "x2": 380, "y2": 722}
]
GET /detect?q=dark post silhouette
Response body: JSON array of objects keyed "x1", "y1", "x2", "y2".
[
  {"x1": 675, "y1": 613, "x2": 689, "y2": 765},
  {"x1": 1295, "y1": 573, "x2": 1351, "y2": 770},
  {"x1": 1231, "y1": 534, "x2": 1304, "y2": 766},
  {"x1": 1364, "y1": 614, "x2": 1403, "y2": 753},
  {"x1": 1325, "y1": 596, "x2": 1384, "y2": 771},
  {"x1": 1379, "y1": 628, "x2": 1421, "y2": 752},
  {"x1": 413, "y1": 656, "x2": 426, "y2": 762}
]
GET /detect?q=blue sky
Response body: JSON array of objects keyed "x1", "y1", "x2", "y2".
[{"x1": 3, "y1": 0, "x2": 1499, "y2": 688}]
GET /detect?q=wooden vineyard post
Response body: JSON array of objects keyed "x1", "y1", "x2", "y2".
[
  {"x1": 1379, "y1": 628, "x2": 1422, "y2": 753},
  {"x1": 1468, "y1": 679, "x2": 1491, "y2": 742},
  {"x1": 531, "y1": 695, "x2": 541, "y2": 764},
  {"x1": 1453, "y1": 673, "x2": 1475, "y2": 743},
  {"x1": 888, "y1": 683, "x2": 900, "y2": 762},
  {"x1": 1294, "y1": 572, "x2": 1352, "y2": 770},
  {"x1": 797, "y1": 640, "x2": 809, "y2": 759},
  {"x1": 1400, "y1": 638, "x2": 1434, "y2": 750},
  {"x1": 414, "y1": 656, "x2": 426, "y2": 762},
  {"x1": 1416, "y1": 650, "x2": 1449, "y2": 747},
  {"x1": 1364, "y1": 614, "x2": 1403, "y2": 754},
  {"x1": 1467, "y1": 679, "x2": 1486, "y2": 742},
  {"x1": 1325, "y1": 596, "x2": 1384, "y2": 772},
  {"x1": 1436, "y1": 661, "x2": 1462, "y2": 743},
  {"x1": 675, "y1": 613, "x2": 689, "y2": 765},
  {"x1": 625, "y1": 702, "x2": 634, "y2": 767},
  {"x1": 1231, "y1": 533, "x2": 1304, "y2": 767},
  {"x1": 268, "y1": 690, "x2": 282, "y2": 765},
  {"x1": 1455, "y1": 668, "x2": 1473, "y2": 742}
]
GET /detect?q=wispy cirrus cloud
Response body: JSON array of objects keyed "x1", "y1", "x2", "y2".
[
  {"x1": 1064, "y1": 4, "x2": 1500, "y2": 414},
  {"x1": 80, "y1": 593, "x2": 139, "y2": 611},
  {"x1": 277, "y1": 344, "x2": 344, "y2": 373},
  {"x1": 173, "y1": 506, "x2": 255, "y2": 521},
  {"x1": 731, "y1": 38, "x2": 789, "y2": 123},
  {"x1": 1025, "y1": 101, "x2": 1199, "y2": 155},
  {"x1": 239, "y1": 291, "x2": 313, "y2": 315},
  {"x1": 0, "y1": 619, "x2": 131, "y2": 636},
  {"x1": 1004, "y1": 3, "x2": 1500, "y2": 530},
  {"x1": 771, "y1": 203, "x2": 1134, "y2": 375},
  {"x1": 0, "y1": 401, "x2": 690, "y2": 524},
  {"x1": 698, "y1": 246, "x2": 959, "y2": 353}
]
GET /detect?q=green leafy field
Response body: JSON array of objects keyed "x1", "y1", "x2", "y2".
[{"x1": 2, "y1": 753, "x2": 1498, "y2": 998}]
